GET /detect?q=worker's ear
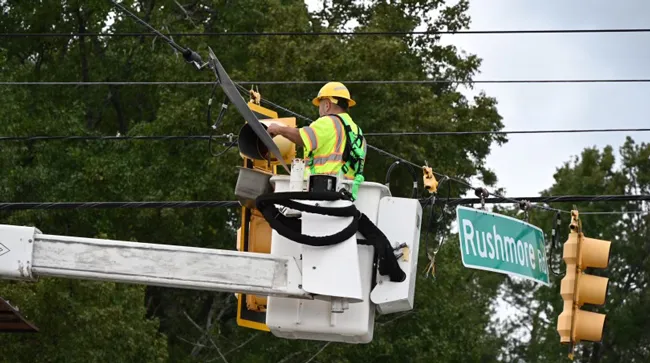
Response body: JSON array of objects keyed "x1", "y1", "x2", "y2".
[{"x1": 324, "y1": 99, "x2": 332, "y2": 112}]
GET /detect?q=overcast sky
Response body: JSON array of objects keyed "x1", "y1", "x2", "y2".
[
  {"x1": 308, "y1": 0, "x2": 650, "y2": 198},
  {"x1": 421, "y1": 0, "x2": 650, "y2": 337},
  {"x1": 445, "y1": 0, "x2": 650, "y2": 198}
]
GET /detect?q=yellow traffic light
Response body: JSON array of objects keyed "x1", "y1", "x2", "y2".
[
  {"x1": 557, "y1": 210, "x2": 611, "y2": 357},
  {"x1": 238, "y1": 98, "x2": 296, "y2": 169},
  {"x1": 236, "y1": 207, "x2": 272, "y2": 332},
  {"x1": 235, "y1": 97, "x2": 296, "y2": 333}
]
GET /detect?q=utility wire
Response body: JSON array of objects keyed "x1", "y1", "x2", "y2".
[
  {"x1": 108, "y1": 0, "x2": 185, "y2": 54},
  {"x1": 365, "y1": 128, "x2": 650, "y2": 136},
  {"x1": 0, "y1": 195, "x2": 645, "y2": 211},
  {"x1": 2, "y1": 128, "x2": 648, "y2": 143},
  {"x1": 5, "y1": 79, "x2": 650, "y2": 85},
  {"x1": 445, "y1": 195, "x2": 650, "y2": 205},
  {"x1": 4, "y1": 28, "x2": 650, "y2": 37},
  {"x1": 0, "y1": 135, "x2": 227, "y2": 142},
  {"x1": 0, "y1": 201, "x2": 239, "y2": 211},
  {"x1": 581, "y1": 210, "x2": 648, "y2": 215}
]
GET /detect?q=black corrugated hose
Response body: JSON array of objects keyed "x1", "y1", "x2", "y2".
[{"x1": 256, "y1": 191, "x2": 406, "y2": 282}]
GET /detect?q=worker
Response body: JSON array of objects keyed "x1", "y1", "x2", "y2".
[{"x1": 266, "y1": 81, "x2": 367, "y2": 199}]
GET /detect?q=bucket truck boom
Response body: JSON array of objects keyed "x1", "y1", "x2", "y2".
[{"x1": 0, "y1": 225, "x2": 308, "y2": 299}]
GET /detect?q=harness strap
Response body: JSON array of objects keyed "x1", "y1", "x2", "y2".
[{"x1": 326, "y1": 114, "x2": 366, "y2": 199}]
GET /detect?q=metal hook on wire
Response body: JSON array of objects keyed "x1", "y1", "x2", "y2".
[
  {"x1": 474, "y1": 187, "x2": 489, "y2": 210},
  {"x1": 519, "y1": 200, "x2": 532, "y2": 221},
  {"x1": 548, "y1": 211, "x2": 564, "y2": 276}
]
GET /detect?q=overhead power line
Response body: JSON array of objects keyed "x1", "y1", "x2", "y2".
[
  {"x1": 446, "y1": 194, "x2": 650, "y2": 206},
  {"x1": 580, "y1": 210, "x2": 648, "y2": 215},
  {"x1": 0, "y1": 135, "x2": 225, "y2": 142},
  {"x1": 3, "y1": 28, "x2": 650, "y2": 38},
  {"x1": 365, "y1": 128, "x2": 650, "y2": 137},
  {"x1": 0, "y1": 200, "x2": 239, "y2": 211},
  {"x1": 1, "y1": 195, "x2": 645, "y2": 212},
  {"x1": 4, "y1": 128, "x2": 647, "y2": 143},
  {"x1": 4, "y1": 79, "x2": 650, "y2": 86}
]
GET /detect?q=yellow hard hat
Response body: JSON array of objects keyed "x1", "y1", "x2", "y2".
[{"x1": 312, "y1": 82, "x2": 356, "y2": 108}]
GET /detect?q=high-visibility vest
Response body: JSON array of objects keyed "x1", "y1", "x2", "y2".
[{"x1": 299, "y1": 112, "x2": 366, "y2": 184}]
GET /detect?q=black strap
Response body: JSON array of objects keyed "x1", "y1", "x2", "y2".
[
  {"x1": 256, "y1": 191, "x2": 360, "y2": 246},
  {"x1": 358, "y1": 214, "x2": 406, "y2": 282},
  {"x1": 257, "y1": 191, "x2": 356, "y2": 217}
]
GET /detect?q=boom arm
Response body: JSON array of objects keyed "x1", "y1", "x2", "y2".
[{"x1": 0, "y1": 225, "x2": 309, "y2": 299}]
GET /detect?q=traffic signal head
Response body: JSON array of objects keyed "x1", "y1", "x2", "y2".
[
  {"x1": 238, "y1": 118, "x2": 297, "y2": 167},
  {"x1": 557, "y1": 210, "x2": 611, "y2": 348}
]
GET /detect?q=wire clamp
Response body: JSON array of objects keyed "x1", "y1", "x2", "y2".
[
  {"x1": 519, "y1": 199, "x2": 531, "y2": 220},
  {"x1": 474, "y1": 187, "x2": 489, "y2": 210},
  {"x1": 422, "y1": 161, "x2": 439, "y2": 194},
  {"x1": 249, "y1": 86, "x2": 261, "y2": 105}
]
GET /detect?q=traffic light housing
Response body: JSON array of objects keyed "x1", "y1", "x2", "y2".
[
  {"x1": 235, "y1": 94, "x2": 296, "y2": 332},
  {"x1": 557, "y1": 210, "x2": 611, "y2": 356},
  {"x1": 238, "y1": 91, "x2": 296, "y2": 169}
]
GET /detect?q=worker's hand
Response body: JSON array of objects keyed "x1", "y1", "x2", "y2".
[{"x1": 267, "y1": 123, "x2": 284, "y2": 137}]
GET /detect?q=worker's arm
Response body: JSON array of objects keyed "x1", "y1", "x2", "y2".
[
  {"x1": 267, "y1": 124, "x2": 304, "y2": 147},
  {"x1": 267, "y1": 124, "x2": 305, "y2": 147}
]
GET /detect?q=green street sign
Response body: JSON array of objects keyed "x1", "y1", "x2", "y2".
[{"x1": 457, "y1": 206, "x2": 550, "y2": 286}]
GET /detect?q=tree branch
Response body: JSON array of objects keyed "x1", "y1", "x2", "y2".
[
  {"x1": 377, "y1": 310, "x2": 415, "y2": 327},
  {"x1": 303, "y1": 342, "x2": 330, "y2": 363},
  {"x1": 276, "y1": 350, "x2": 305, "y2": 363},
  {"x1": 172, "y1": 0, "x2": 197, "y2": 26},
  {"x1": 183, "y1": 296, "x2": 234, "y2": 363},
  {"x1": 224, "y1": 332, "x2": 260, "y2": 356},
  {"x1": 108, "y1": 86, "x2": 127, "y2": 135}
]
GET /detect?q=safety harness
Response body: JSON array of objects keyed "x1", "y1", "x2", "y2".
[{"x1": 306, "y1": 114, "x2": 366, "y2": 200}]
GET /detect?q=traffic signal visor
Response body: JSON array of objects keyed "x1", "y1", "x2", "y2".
[
  {"x1": 576, "y1": 236, "x2": 611, "y2": 307},
  {"x1": 579, "y1": 236, "x2": 611, "y2": 269}
]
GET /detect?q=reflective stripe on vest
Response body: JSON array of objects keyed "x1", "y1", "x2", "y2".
[
  {"x1": 305, "y1": 114, "x2": 358, "y2": 178},
  {"x1": 311, "y1": 153, "x2": 343, "y2": 165},
  {"x1": 330, "y1": 116, "x2": 344, "y2": 152},
  {"x1": 302, "y1": 126, "x2": 318, "y2": 150}
]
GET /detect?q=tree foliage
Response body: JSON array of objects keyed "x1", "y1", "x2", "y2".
[
  {"x1": 0, "y1": 0, "x2": 511, "y2": 361},
  {"x1": 498, "y1": 137, "x2": 650, "y2": 363},
  {"x1": 0, "y1": 280, "x2": 168, "y2": 363}
]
